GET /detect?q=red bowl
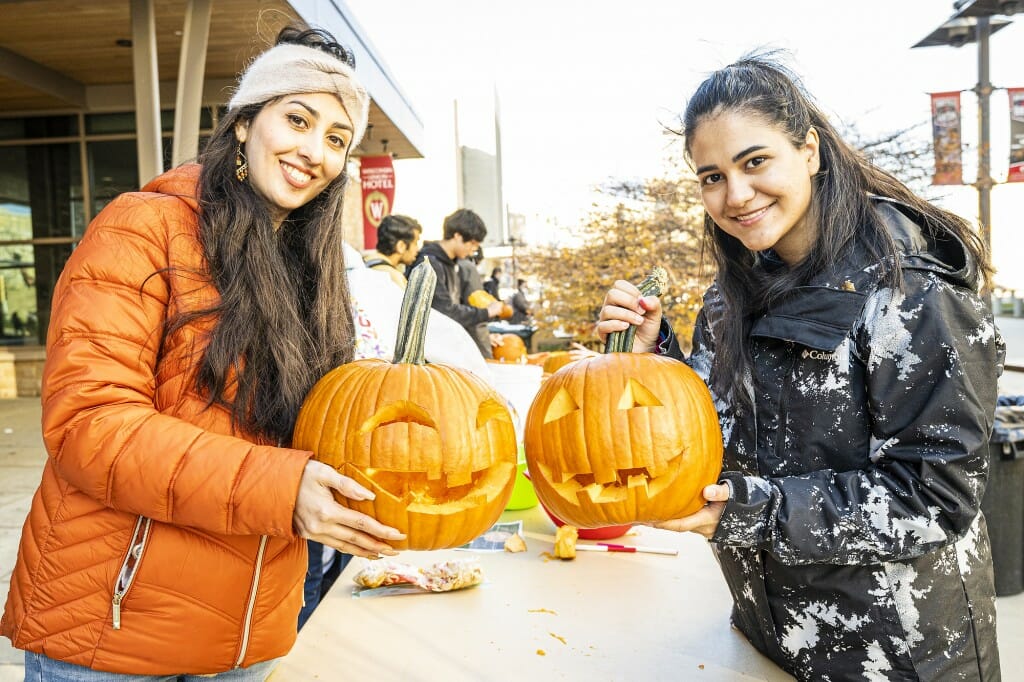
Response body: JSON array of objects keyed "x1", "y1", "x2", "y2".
[
  {"x1": 522, "y1": 470, "x2": 633, "y2": 539},
  {"x1": 540, "y1": 506, "x2": 633, "y2": 540}
]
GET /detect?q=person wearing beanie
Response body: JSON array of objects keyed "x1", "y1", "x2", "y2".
[{"x1": 1, "y1": 24, "x2": 404, "y2": 681}]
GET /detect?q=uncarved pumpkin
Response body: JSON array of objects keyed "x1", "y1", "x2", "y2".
[
  {"x1": 468, "y1": 289, "x2": 513, "y2": 319},
  {"x1": 523, "y1": 268, "x2": 722, "y2": 527},
  {"x1": 492, "y1": 333, "x2": 527, "y2": 362},
  {"x1": 294, "y1": 263, "x2": 517, "y2": 550},
  {"x1": 541, "y1": 351, "x2": 576, "y2": 375}
]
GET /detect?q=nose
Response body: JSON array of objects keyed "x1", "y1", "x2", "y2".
[
  {"x1": 725, "y1": 176, "x2": 755, "y2": 208},
  {"x1": 297, "y1": 135, "x2": 324, "y2": 166}
]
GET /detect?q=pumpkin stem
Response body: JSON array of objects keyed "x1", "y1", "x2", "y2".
[
  {"x1": 604, "y1": 266, "x2": 668, "y2": 354},
  {"x1": 394, "y1": 260, "x2": 437, "y2": 365}
]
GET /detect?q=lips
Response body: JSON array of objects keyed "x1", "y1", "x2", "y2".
[
  {"x1": 280, "y1": 161, "x2": 313, "y2": 187},
  {"x1": 733, "y1": 203, "x2": 773, "y2": 225}
]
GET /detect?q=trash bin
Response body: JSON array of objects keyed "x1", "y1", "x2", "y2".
[{"x1": 980, "y1": 404, "x2": 1024, "y2": 597}]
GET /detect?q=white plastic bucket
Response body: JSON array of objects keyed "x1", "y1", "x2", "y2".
[{"x1": 486, "y1": 362, "x2": 543, "y2": 442}]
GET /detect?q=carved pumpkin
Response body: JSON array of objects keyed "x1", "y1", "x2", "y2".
[
  {"x1": 294, "y1": 263, "x2": 517, "y2": 550},
  {"x1": 468, "y1": 289, "x2": 513, "y2": 319},
  {"x1": 492, "y1": 333, "x2": 527, "y2": 363},
  {"x1": 523, "y1": 268, "x2": 722, "y2": 527}
]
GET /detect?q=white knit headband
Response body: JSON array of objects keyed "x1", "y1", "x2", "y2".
[{"x1": 228, "y1": 43, "x2": 370, "y2": 149}]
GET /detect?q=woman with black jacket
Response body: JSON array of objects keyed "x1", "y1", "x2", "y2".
[{"x1": 599, "y1": 56, "x2": 1004, "y2": 681}]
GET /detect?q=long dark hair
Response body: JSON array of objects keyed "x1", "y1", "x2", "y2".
[
  {"x1": 682, "y1": 55, "x2": 992, "y2": 408},
  {"x1": 168, "y1": 25, "x2": 357, "y2": 444}
]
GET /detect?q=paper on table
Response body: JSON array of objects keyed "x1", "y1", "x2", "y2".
[{"x1": 456, "y1": 520, "x2": 524, "y2": 552}]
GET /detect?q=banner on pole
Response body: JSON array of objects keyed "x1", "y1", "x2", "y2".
[
  {"x1": 930, "y1": 92, "x2": 963, "y2": 186},
  {"x1": 360, "y1": 155, "x2": 395, "y2": 249},
  {"x1": 1009, "y1": 87, "x2": 1024, "y2": 183}
]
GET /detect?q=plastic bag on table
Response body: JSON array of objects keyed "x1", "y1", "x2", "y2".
[{"x1": 352, "y1": 557, "x2": 484, "y2": 597}]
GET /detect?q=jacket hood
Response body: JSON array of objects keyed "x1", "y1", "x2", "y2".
[
  {"x1": 745, "y1": 196, "x2": 978, "y2": 352},
  {"x1": 141, "y1": 163, "x2": 201, "y2": 215},
  {"x1": 871, "y1": 196, "x2": 975, "y2": 288},
  {"x1": 419, "y1": 241, "x2": 455, "y2": 267}
]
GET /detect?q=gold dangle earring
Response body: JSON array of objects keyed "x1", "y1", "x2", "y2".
[{"x1": 235, "y1": 143, "x2": 248, "y2": 182}]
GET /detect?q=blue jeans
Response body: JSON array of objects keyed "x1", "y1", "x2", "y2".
[
  {"x1": 297, "y1": 540, "x2": 351, "y2": 630},
  {"x1": 24, "y1": 651, "x2": 280, "y2": 681}
]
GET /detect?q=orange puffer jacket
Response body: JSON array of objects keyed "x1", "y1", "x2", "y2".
[{"x1": 1, "y1": 165, "x2": 314, "y2": 674}]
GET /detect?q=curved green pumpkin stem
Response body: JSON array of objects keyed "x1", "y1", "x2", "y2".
[
  {"x1": 604, "y1": 266, "x2": 668, "y2": 354},
  {"x1": 394, "y1": 260, "x2": 437, "y2": 365}
]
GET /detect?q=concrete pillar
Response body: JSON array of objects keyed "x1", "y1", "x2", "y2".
[
  {"x1": 131, "y1": 0, "x2": 164, "y2": 186},
  {"x1": 172, "y1": 0, "x2": 212, "y2": 167}
]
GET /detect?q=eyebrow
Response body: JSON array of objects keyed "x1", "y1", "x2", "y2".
[
  {"x1": 288, "y1": 100, "x2": 354, "y2": 132},
  {"x1": 695, "y1": 145, "x2": 768, "y2": 175}
]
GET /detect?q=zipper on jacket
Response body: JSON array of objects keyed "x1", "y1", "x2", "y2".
[
  {"x1": 773, "y1": 343, "x2": 799, "y2": 463},
  {"x1": 111, "y1": 516, "x2": 152, "y2": 630},
  {"x1": 234, "y1": 535, "x2": 269, "y2": 668}
]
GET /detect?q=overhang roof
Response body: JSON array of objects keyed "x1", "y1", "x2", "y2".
[{"x1": 0, "y1": 0, "x2": 423, "y2": 159}]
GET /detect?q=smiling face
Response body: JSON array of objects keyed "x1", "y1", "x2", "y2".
[
  {"x1": 690, "y1": 110, "x2": 821, "y2": 266},
  {"x1": 235, "y1": 92, "x2": 354, "y2": 228}
]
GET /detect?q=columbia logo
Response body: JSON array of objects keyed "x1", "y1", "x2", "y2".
[{"x1": 802, "y1": 349, "x2": 838, "y2": 361}]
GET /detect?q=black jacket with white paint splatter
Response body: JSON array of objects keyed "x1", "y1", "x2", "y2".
[{"x1": 663, "y1": 199, "x2": 1005, "y2": 681}]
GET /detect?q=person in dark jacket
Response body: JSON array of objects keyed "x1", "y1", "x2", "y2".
[
  {"x1": 484, "y1": 267, "x2": 502, "y2": 298},
  {"x1": 508, "y1": 278, "x2": 533, "y2": 325},
  {"x1": 457, "y1": 248, "x2": 494, "y2": 358},
  {"x1": 412, "y1": 209, "x2": 504, "y2": 357},
  {"x1": 599, "y1": 56, "x2": 1004, "y2": 681}
]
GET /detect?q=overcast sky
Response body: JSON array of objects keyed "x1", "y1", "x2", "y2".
[{"x1": 343, "y1": 0, "x2": 1024, "y2": 287}]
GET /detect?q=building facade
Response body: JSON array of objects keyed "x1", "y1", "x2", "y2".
[{"x1": 0, "y1": 0, "x2": 422, "y2": 395}]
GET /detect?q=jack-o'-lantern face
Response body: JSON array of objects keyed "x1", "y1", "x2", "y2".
[
  {"x1": 524, "y1": 353, "x2": 722, "y2": 528},
  {"x1": 294, "y1": 359, "x2": 517, "y2": 550}
]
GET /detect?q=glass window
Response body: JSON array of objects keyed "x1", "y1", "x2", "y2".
[
  {"x1": 0, "y1": 242, "x2": 73, "y2": 346},
  {"x1": 87, "y1": 140, "x2": 138, "y2": 215},
  {"x1": 0, "y1": 244, "x2": 39, "y2": 345},
  {"x1": 0, "y1": 144, "x2": 85, "y2": 240},
  {"x1": 85, "y1": 112, "x2": 136, "y2": 135},
  {"x1": 0, "y1": 119, "x2": 23, "y2": 140},
  {"x1": 0, "y1": 115, "x2": 78, "y2": 140}
]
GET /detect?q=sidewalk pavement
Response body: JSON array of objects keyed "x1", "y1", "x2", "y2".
[
  {"x1": 1, "y1": 390, "x2": 1023, "y2": 679},
  {"x1": 0, "y1": 399, "x2": 47, "y2": 682}
]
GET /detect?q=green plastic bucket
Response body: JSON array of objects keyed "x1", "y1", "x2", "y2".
[{"x1": 505, "y1": 446, "x2": 538, "y2": 510}]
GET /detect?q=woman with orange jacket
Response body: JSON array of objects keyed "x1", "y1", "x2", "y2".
[{"x1": 0, "y1": 25, "x2": 404, "y2": 680}]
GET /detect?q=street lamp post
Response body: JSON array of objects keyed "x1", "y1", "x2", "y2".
[
  {"x1": 508, "y1": 237, "x2": 519, "y2": 283},
  {"x1": 912, "y1": 1, "x2": 1016, "y2": 298},
  {"x1": 977, "y1": 15, "x2": 994, "y2": 258}
]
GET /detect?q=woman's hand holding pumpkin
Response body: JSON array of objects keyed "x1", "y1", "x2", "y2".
[
  {"x1": 650, "y1": 483, "x2": 730, "y2": 539},
  {"x1": 596, "y1": 279, "x2": 663, "y2": 353},
  {"x1": 293, "y1": 460, "x2": 406, "y2": 559}
]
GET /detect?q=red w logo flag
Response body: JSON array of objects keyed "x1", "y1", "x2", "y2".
[{"x1": 360, "y1": 156, "x2": 396, "y2": 248}]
